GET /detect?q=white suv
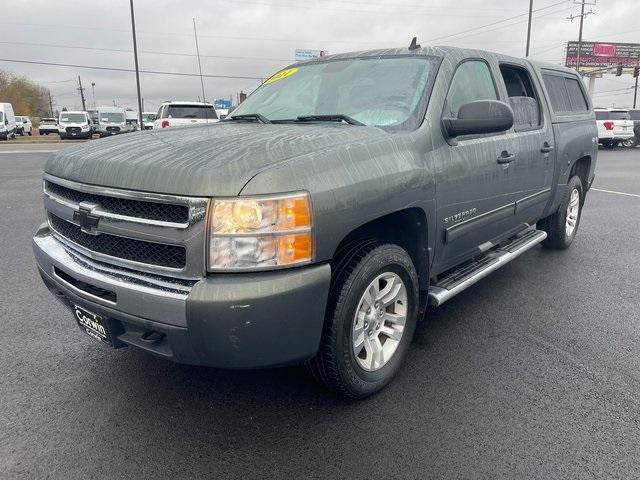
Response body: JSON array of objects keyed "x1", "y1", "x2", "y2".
[
  {"x1": 153, "y1": 101, "x2": 218, "y2": 129},
  {"x1": 595, "y1": 108, "x2": 635, "y2": 148},
  {"x1": 15, "y1": 116, "x2": 33, "y2": 136}
]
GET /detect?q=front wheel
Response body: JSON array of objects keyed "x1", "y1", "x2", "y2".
[
  {"x1": 307, "y1": 243, "x2": 418, "y2": 398},
  {"x1": 538, "y1": 175, "x2": 584, "y2": 249}
]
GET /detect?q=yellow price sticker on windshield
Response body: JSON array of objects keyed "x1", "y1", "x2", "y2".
[{"x1": 265, "y1": 68, "x2": 298, "y2": 84}]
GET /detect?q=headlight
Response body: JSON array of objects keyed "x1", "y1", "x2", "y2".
[
  {"x1": 208, "y1": 192, "x2": 313, "y2": 271},
  {"x1": 81, "y1": 125, "x2": 89, "y2": 130}
]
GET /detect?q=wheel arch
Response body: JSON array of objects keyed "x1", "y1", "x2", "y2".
[{"x1": 331, "y1": 208, "x2": 430, "y2": 291}]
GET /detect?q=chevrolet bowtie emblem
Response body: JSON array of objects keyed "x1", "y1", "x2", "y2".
[{"x1": 73, "y1": 202, "x2": 101, "y2": 234}]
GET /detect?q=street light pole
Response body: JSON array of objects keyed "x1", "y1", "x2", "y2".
[
  {"x1": 525, "y1": 0, "x2": 534, "y2": 57},
  {"x1": 129, "y1": 0, "x2": 144, "y2": 129}
]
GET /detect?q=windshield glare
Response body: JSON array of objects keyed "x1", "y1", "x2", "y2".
[
  {"x1": 142, "y1": 114, "x2": 155, "y2": 121},
  {"x1": 233, "y1": 56, "x2": 438, "y2": 129},
  {"x1": 60, "y1": 113, "x2": 87, "y2": 123},
  {"x1": 100, "y1": 113, "x2": 125, "y2": 123}
]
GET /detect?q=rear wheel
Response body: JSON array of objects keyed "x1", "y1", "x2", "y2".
[
  {"x1": 307, "y1": 243, "x2": 418, "y2": 398},
  {"x1": 538, "y1": 175, "x2": 584, "y2": 249}
]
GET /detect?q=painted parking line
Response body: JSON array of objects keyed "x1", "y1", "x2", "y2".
[
  {"x1": 591, "y1": 188, "x2": 640, "y2": 199},
  {"x1": 0, "y1": 150, "x2": 58, "y2": 154}
]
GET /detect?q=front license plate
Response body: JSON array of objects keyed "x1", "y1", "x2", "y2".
[{"x1": 74, "y1": 304, "x2": 111, "y2": 344}]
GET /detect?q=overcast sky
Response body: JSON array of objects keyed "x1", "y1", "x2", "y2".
[{"x1": 1, "y1": 0, "x2": 638, "y2": 112}]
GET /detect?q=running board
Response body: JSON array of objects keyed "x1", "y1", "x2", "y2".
[{"x1": 428, "y1": 229, "x2": 547, "y2": 307}]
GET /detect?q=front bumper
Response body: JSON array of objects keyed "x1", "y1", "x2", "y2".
[{"x1": 33, "y1": 223, "x2": 331, "y2": 368}]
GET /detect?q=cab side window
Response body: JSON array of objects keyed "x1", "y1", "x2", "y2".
[
  {"x1": 499, "y1": 64, "x2": 541, "y2": 130},
  {"x1": 444, "y1": 60, "x2": 498, "y2": 118}
]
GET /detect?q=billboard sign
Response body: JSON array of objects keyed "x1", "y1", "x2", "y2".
[
  {"x1": 565, "y1": 41, "x2": 640, "y2": 73},
  {"x1": 295, "y1": 49, "x2": 328, "y2": 61},
  {"x1": 213, "y1": 99, "x2": 232, "y2": 110}
]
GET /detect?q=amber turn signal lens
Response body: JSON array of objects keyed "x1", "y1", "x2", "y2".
[
  {"x1": 278, "y1": 196, "x2": 311, "y2": 230},
  {"x1": 277, "y1": 233, "x2": 313, "y2": 264}
]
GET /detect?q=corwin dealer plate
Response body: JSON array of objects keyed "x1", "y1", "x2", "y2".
[{"x1": 73, "y1": 304, "x2": 111, "y2": 344}]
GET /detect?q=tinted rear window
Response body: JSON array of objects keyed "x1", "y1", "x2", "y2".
[
  {"x1": 542, "y1": 74, "x2": 572, "y2": 113},
  {"x1": 166, "y1": 105, "x2": 218, "y2": 120},
  {"x1": 609, "y1": 111, "x2": 631, "y2": 120},
  {"x1": 629, "y1": 110, "x2": 640, "y2": 120},
  {"x1": 595, "y1": 111, "x2": 609, "y2": 120}
]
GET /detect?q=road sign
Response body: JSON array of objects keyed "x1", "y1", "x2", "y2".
[
  {"x1": 566, "y1": 41, "x2": 640, "y2": 73},
  {"x1": 295, "y1": 49, "x2": 328, "y2": 61}
]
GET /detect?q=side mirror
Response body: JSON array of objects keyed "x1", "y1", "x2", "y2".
[{"x1": 443, "y1": 100, "x2": 514, "y2": 138}]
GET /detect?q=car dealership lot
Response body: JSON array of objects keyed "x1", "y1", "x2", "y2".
[{"x1": 1, "y1": 145, "x2": 639, "y2": 479}]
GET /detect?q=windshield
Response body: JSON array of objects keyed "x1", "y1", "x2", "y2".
[
  {"x1": 233, "y1": 56, "x2": 438, "y2": 130},
  {"x1": 42, "y1": 118, "x2": 56, "y2": 124},
  {"x1": 100, "y1": 112, "x2": 125, "y2": 123},
  {"x1": 60, "y1": 113, "x2": 87, "y2": 123},
  {"x1": 609, "y1": 111, "x2": 631, "y2": 120},
  {"x1": 166, "y1": 105, "x2": 218, "y2": 120},
  {"x1": 142, "y1": 113, "x2": 155, "y2": 121}
]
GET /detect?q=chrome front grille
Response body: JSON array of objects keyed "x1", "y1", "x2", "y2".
[
  {"x1": 43, "y1": 174, "x2": 208, "y2": 280},
  {"x1": 44, "y1": 180, "x2": 189, "y2": 223},
  {"x1": 48, "y1": 213, "x2": 187, "y2": 268}
]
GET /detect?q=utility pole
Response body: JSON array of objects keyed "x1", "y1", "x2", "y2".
[
  {"x1": 569, "y1": 0, "x2": 596, "y2": 74},
  {"x1": 525, "y1": 0, "x2": 534, "y2": 57},
  {"x1": 129, "y1": 0, "x2": 144, "y2": 129},
  {"x1": 193, "y1": 18, "x2": 208, "y2": 123},
  {"x1": 91, "y1": 82, "x2": 96, "y2": 108},
  {"x1": 634, "y1": 55, "x2": 639, "y2": 109},
  {"x1": 48, "y1": 92, "x2": 54, "y2": 117},
  {"x1": 77, "y1": 76, "x2": 87, "y2": 111}
]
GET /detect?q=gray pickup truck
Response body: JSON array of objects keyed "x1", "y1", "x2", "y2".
[{"x1": 33, "y1": 44, "x2": 597, "y2": 398}]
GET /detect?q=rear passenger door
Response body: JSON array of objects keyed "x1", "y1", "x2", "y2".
[{"x1": 497, "y1": 61, "x2": 554, "y2": 226}]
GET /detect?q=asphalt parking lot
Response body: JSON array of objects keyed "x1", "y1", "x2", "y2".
[{"x1": 1, "y1": 144, "x2": 639, "y2": 479}]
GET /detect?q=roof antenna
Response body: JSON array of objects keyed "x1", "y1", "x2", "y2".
[{"x1": 408, "y1": 36, "x2": 421, "y2": 51}]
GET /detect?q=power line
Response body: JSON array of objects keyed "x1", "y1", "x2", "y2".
[
  {"x1": 0, "y1": 58, "x2": 266, "y2": 81},
  {"x1": 425, "y1": 0, "x2": 568, "y2": 43},
  {"x1": 0, "y1": 41, "x2": 292, "y2": 63}
]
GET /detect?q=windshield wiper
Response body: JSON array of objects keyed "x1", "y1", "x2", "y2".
[
  {"x1": 296, "y1": 114, "x2": 364, "y2": 126},
  {"x1": 226, "y1": 113, "x2": 272, "y2": 124}
]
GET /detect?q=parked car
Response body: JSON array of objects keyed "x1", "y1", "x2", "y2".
[
  {"x1": 34, "y1": 45, "x2": 597, "y2": 398},
  {"x1": 96, "y1": 106, "x2": 130, "y2": 137},
  {"x1": 141, "y1": 112, "x2": 156, "y2": 130},
  {"x1": 0, "y1": 103, "x2": 16, "y2": 140},
  {"x1": 39, "y1": 118, "x2": 59, "y2": 136},
  {"x1": 15, "y1": 116, "x2": 33, "y2": 136},
  {"x1": 125, "y1": 111, "x2": 139, "y2": 132},
  {"x1": 153, "y1": 101, "x2": 218, "y2": 129},
  {"x1": 58, "y1": 111, "x2": 93, "y2": 139},
  {"x1": 595, "y1": 108, "x2": 634, "y2": 148}
]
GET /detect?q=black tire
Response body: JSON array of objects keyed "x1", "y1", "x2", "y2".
[
  {"x1": 307, "y1": 243, "x2": 419, "y2": 398},
  {"x1": 538, "y1": 175, "x2": 584, "y2": 250},
  {"x1": 28, "y1": 131, "x2": 32, "y2": 136}
]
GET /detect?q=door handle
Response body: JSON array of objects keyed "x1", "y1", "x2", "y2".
[
  {"x1": 541, "y1": 142, "x2": 554, "y2": 153},
  {"x1": 497, "y1": 151, "x2": 516, "y2": 164}
]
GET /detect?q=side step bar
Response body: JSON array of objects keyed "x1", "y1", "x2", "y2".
[{"x1": 428, "y1": 229, "x2": 547, "y2": 307}]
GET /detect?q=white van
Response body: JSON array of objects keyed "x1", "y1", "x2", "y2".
[
  {"x1": 58, "y1": 111, "x2": 93, "y2": 139},
  {"x1": 153, "y1": 101, "x2": 218, "y2": 129},
  {"x1": 141, "y1": 111, "x2": 156, "y2": 130},
  {"x1": 0, "y1": 103, "x2": 16, "y2": 140},
  {"x1": 125, "y1": 110, "x2": 139, "y2": 132},
  {"x1": 97, "y1": 106, "x2": 129, "y2": 137}
]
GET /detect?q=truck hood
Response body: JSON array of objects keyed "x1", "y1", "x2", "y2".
[{"x1": 44, "y1": 122, "x2": 386, "y2": 196}]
